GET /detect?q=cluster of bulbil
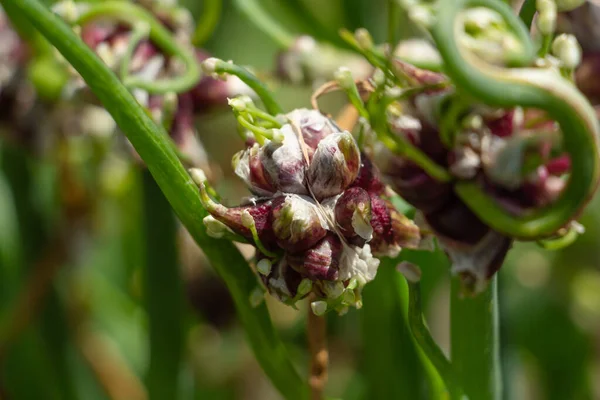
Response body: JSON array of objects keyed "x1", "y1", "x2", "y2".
[{"x1": 197, "y1": 108, "x2": 420, "y2": 314}]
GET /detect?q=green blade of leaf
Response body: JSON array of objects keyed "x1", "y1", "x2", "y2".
[
  {"x1": 361, "y1": 260, "x2": 426, "y2": 399},
  {"x1": 141, "y1": 170, "x2": 184, "y2": 400}
]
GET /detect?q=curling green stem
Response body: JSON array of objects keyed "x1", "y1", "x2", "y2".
[
  {"x1": 232, "y1": 0, "x2": 294, "y2": 48},
  {"x1": 159, "y1": 94, "x2": 178, "y2": 132},
  {"x1": 5, "y1": 1, "x2": 308, "y2": 398},
  {"x1": 451, "y1": 276, "x2": 502, "y2": 400},
  {"x1": 408, "y1": 281, "x2": 464, "y2": 400},
  {"x1": 536, "y1": 224, "x2": 581, "y2": 250},
  {"x1": 74, "y1": 1, "x2": 201, "y2": 94},
  {"x1": 432, "y1": 0, "x2": 600, "y2": 239},
  {"x1": 211, "y1": 59, "x2": 283, "y2": 115},
  {"x1": 119, "y1": 22, "x2": 150, "y2": 80},
  {"x1": 242, "y1": 213, "x2": 279, "y2": 258},
  {"x1": 192, "y1": 0, "x2": 222, "y2": 46}
]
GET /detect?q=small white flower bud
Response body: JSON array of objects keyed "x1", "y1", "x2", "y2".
[
  {"x1": 203, "y1": 216, "x2": 233, "y2": 239},
  {"x1": 256, "y1": 258, "x2": 272, "y2": 275},
  {"x1": 536, "y1": 0, "x2": 555, "y2": 13},
  {"x1": 571, "y1": 220, "x2": 585, "y2": 235},
  {"x1": 552, "y1": 34, "x2": 582, "y2": 69},
  {"x1": 372, "y1": 69, "x2": 386, "y2": 86},
  {"x1": 311, "y1": 300, "x2": 328, "y2": 316},
  {"x1": 334, "y1": 67, "x2": 354, "y2": 90},
  {"x1": 297, "y1": 279, "x2": 313, "y2": 296},
  {"x1": 536, "y1": 9, "x2": 557, "y2": 36},
  {"x1": 201, "y1": 57, "x2": 222, "y2": 78},
  {"x1": 354, "y1": 28, "x2": 374, "y2": 50},
  {"x1": 241, "y1": 210, "x2": 255, "y2": 229},
  {"x1": 271, "y1": 129, "x2": 285, "y2": 143},
  {"x1": 228, "y1": 96, "x2": 249, "y2": 112},
  {"x1": 189, "y1": 168, "x2": 208, "y2": 186}
]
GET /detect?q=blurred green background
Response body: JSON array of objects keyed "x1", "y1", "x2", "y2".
[{"x1": 1, "y1": 0, "x2": 600, "y2": 399}]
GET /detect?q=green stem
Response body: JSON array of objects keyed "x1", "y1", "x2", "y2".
[
  {"x1": 361, "y1": 261, "x2": 425, "y2": 399},
  {"x1": 119, "y1": 22, "x2": 150, "y2": 80},
  {"x1": 537, "y1": 33, "x2": 552, "y2": 58},
  {"x1": 246, "y1": 105, "x2": 284, "y2": 127},
  {"x1": 519, "y1": 0, "x2": 537, "y2": 31},
  {"x1": 5, "y1": 1, "x2": 308, "y2": 398},
  {"x1": 451, "y1": 276, "x2": 502, "y2": 400},
  {"x1": 192, "y1": 0, "x2": 222, "y2": 46},
  {"x1": 210, "y1": 59, "x2": 283, "y2": 115},
  {"x1": 432, "y1": 0, "x2": 600, "y2": 239},
  {"x1": 536, "y1": 223, "x2": 581, "y2": 250},
  {"x1": 407, "y1": 281, "x2": 464, "y2": 400},
  {"x1": 339, "y1": 29, "x2": 396, "y2": 82},
  {"x1": 74, "y1": 1, "x2": 201, "y2": 94},
  {"x1": 141, "y1": 170, "x2": 184, "y2": 400},
  {"x1": 232, "y1": 0, "x2": 294, "y2": 48},
  {"x1": 235, "y1": 114, "x2": 277, "y2": 145}
]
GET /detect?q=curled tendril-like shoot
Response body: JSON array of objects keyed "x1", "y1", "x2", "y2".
[
  {"x1": 118, "y1": 21, "x2": 150, "y2": 80},
  {"x1": 432, "y1": 0, "x2": 600, "y2": 240},
  {"x1": 71, "y1": 1, "x2": 201, "y2": 94},
  {"x1": 536, "y1": 221, "x2": 585, "y2": 250}
]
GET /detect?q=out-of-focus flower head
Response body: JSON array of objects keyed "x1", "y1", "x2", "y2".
[
  {"x1": 373, "y1": 54, "x2": 573, "y2": 294},
  {"x1": 52, "y1": 0, "x2": 253, "y2": 171}
]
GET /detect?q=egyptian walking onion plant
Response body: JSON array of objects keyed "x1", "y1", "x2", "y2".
[{"x1": 2, "y1": 0, "x2": 599, "y2": 398}]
